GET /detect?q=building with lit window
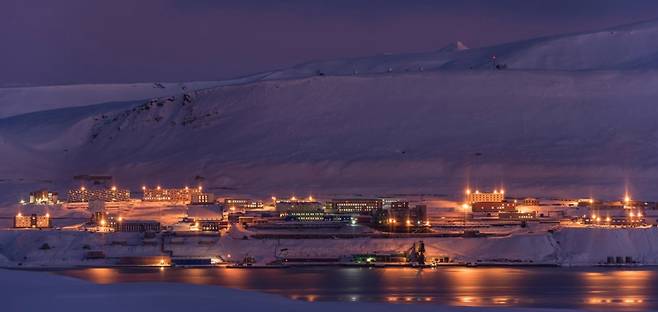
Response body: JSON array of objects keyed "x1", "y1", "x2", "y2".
[
  {"x1": 67, "y1": 186, "x2": 130, "y2": 202},
  {"x1": 327, "y1": 198, "x2": 383, "y2": 215},
  {"x1": 28, "y1": 190, "x2": 58, "y2": 205},
  {"x1": 276, "y1": 199, "x2": 325, "y2": 221},
  {"x1": 113, "y1": 220, "x2": 161, "y2": 232},
  {"x1": 374, "y1": 202, "x2": 428, "y2": 227},
  {"x1": 224, "y1": 198, "x2": 264, "y2": 210},
  {"x1": 466, "y1": 190, "x2": 505, "y2": 204},
  {"x1": 498, "y1": 211, "x2": 537, "y2": 220},
  {"x1": 471, "y1": 201, "x2": 517, "y2": 218},
  {"x1": 14, "y1": 213, "x2": 51, "y2": 228},
  {"x1": 191, "y1": 192, "x2": 216, "y2": 204},
  {"x1": 142, "y1": 186, "x2": 202, "y2": 202}
]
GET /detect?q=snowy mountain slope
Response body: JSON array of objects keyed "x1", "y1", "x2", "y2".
[
  {"x1": 2, "y1": 70, "x2": 658, "y2": 200},
  {"x1": 0, "y1": 77, "x2": 271, "y2": 119},
  {"x1": 261, "y1": 19, "x2": 658, "y2": 79}
]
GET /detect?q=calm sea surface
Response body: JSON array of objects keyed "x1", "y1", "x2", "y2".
[{"x1": 55, "y1": 266, "x2": 658, "y2": 311}]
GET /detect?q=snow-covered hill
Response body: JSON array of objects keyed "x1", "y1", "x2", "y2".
[
  {"x1": 261, "y1": 19, "x2": 658, "y2": 78},
  {"x1": 2, "y1": 69, "x2": 658, "y2": 200},
  {"x1": 3, "y1": 20, "x2": 658, "y2": 201},
  {"x1": 0, "y1": 76, "x2": 274, "y2": 119}
]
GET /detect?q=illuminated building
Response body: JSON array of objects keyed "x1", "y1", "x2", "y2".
[
  {"x1": 67, "y1": 186, "x2": 130, "y2": 202},
  {"x1": 113, "y1": 220, "x2": 161, "y2": 232},
  {"x1": 224, "y1": 198, "x2": 264, "y2": 210},
  {"x1": 14, "y1": 213, "x2": 51, "y2": 228},
  {"x1": 142, "y1": 186, "x2": 202, "y2": 202},
  {"x1": 191, "y1": 192, "x2": 216, "y2": 204},
  {"x1": 375, "y1": 203, "x2": 428, "y2": 227},
  {"x1": 471, "y1": 201, "x2": 517, "y2": 218},
  {"x1": 28, "y1": 189, "x2": 58, "y2": 205},
  {"x1": 466, "y1": 189, "x2": 505, "y2": 204},
  {"x1": 276, "y1": 198, "x2": 325, "y2": 221},
  {"x1": 522, "y1": 198, "x2": 540, "y2": 206},
  {"x1": 327, "y1": 198, "x2": 383, "y2": 215},
  {"x1": 498, "y1": 211, "x2": 537, "y2": 220}
]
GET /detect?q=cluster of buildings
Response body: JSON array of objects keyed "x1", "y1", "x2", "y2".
[
  {"x1": 273, "y1": 197, "x2": 428, "y2": 230},
  {"x1": 464, "y1": 189, "x2": 537, "y2": 221}
]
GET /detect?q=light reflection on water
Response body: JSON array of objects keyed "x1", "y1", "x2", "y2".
[{"x1": 55, "y1": 267, "x2": 657, "y2": 311}]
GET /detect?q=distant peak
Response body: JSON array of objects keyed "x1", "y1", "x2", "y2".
[{"x1": 438, "y1": 41, "x2": 469, "y2": 52}]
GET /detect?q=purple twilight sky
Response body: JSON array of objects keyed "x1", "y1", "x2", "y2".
[{"x1": 2, "y1": 0, "x2": 658, "y2": 86}]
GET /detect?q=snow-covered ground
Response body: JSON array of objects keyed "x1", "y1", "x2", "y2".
[
  {"x1": 2, "y1": 226, "x2": 658, "y2": 268},
  {"x1": 0, "y1": 268, "x2": 582, "y2": 312}
]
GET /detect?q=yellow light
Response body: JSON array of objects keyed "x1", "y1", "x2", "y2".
[
  {"x1": 142, "y1": 186, "x2": 147, "y2": 190},
  {"x1": 230, "y1": 206, "x2": 236, "y2": 211},
  {"x1": 638, "y1": 212, "x2": 643, "y2": 218},
  {"x1": 625, "y1": 194, "x2": 631, "y2": 203},
  {"x1": 118, "y1": 216, "x2": 123, "y2": 222},
  {"x1": 308, "y1": 196, "x2": 314, "y2": 201},
  {"x1": 591, "y1": 214, "x2": 597, "y2": 219},
  {"x1": 465, "y1": 189, "x2": 471, "y2": 195},
  {"x1": 475, "y1": 190, "x2": 480, "y2": 194},
  {"x1": 493, "y1": 189, "x2": 498, "y2": 194},
  {"x1": 605, "y1": 217, "x2": 611, "y2": 222},
  {"x1": 406, "y1": 219, "x2": 411, "y2": 226},
  {"x1": 45, "y1": 213, "x2": 50, "y2": 218},
  {"x1": 500, "y1": 189, "x2": 505, "y2": 194},
  {"x1": 80, "y1": 186, "x2": 86, "y2": 191},
  {"x1": 111, "y1": 186, "x2": 117, "y2": 191},
  {"x1": 100, "y1": 219, "x2": 107, "y2": 226},
  {"x1": 630, "y1": 212, "x2": 635, "y2": 217},
  {"x1": 16, "y1": 212, "x2": 22, "y2": 217},
  {"x1": 589, "y1": 198, "x2": 594, "y2": 204},
  {"x1": 198, "y1": 186, "x2": 203, "y2": 191},
  {"x1": 156, "y1": 185, "x2": 161, "y2": 190},
  {"x1": 291, "y1": 196, "x2": 297, "y2": 201},
  {"x1": 462, "y1": 203, "x2": 470, "y2": 210}
]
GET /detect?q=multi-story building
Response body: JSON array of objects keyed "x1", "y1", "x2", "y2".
[
  {"x1": 28, "y1": 190, "x2": 58, "y2": 205},
  {"x1": 375, "y1": 203, "x2": 428, "y2": 226},
  {"x1": 498, "y1": 211, "x2": 537, "y2": 220},
  {"x1": 142, "y1": 186, "x2": 202, "y2": 202},
  {"x1": 67, "y1": 186, "x2": 130, "y2": 202},
  {"x1": 466, "y1": 190, "x2": 505, "y2": 204},
  {"x1": 471, "y1": 201, "x2": 517, "y2": 218},
  {"x1": 328, "y1": 199, "x2": 383, "y2": 215},
  {"x1": 191, "y1": 192, "x2": 216, "y2": 204},
  {"x1": 276, "y1": 199, "x2": 325, "y2": 221},
  {"x1": 113, "y1": 220, "x2": 161, "y2": 232},
  {"x1": 224, "y1": 198, "x2": 264, "y2": 210},
  {"x1": 14, "y1": 213, "x2": 51, "y2": 228}
]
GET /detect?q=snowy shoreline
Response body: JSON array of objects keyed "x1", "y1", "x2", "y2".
[{"x1": 3, "y1": 227, "x2": 658, "y2": 269}]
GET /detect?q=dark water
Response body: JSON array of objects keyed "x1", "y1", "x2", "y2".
[{"x1": 56, "y1": 266, "x2": 658, "y2": 311}]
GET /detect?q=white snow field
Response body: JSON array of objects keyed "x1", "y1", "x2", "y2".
[
  {"x1": 0, "y1": 268, "x2": 579, "y2": 312},
  {"x1": 1, "y1": 227, "x2": 657, "y2": 268}
]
